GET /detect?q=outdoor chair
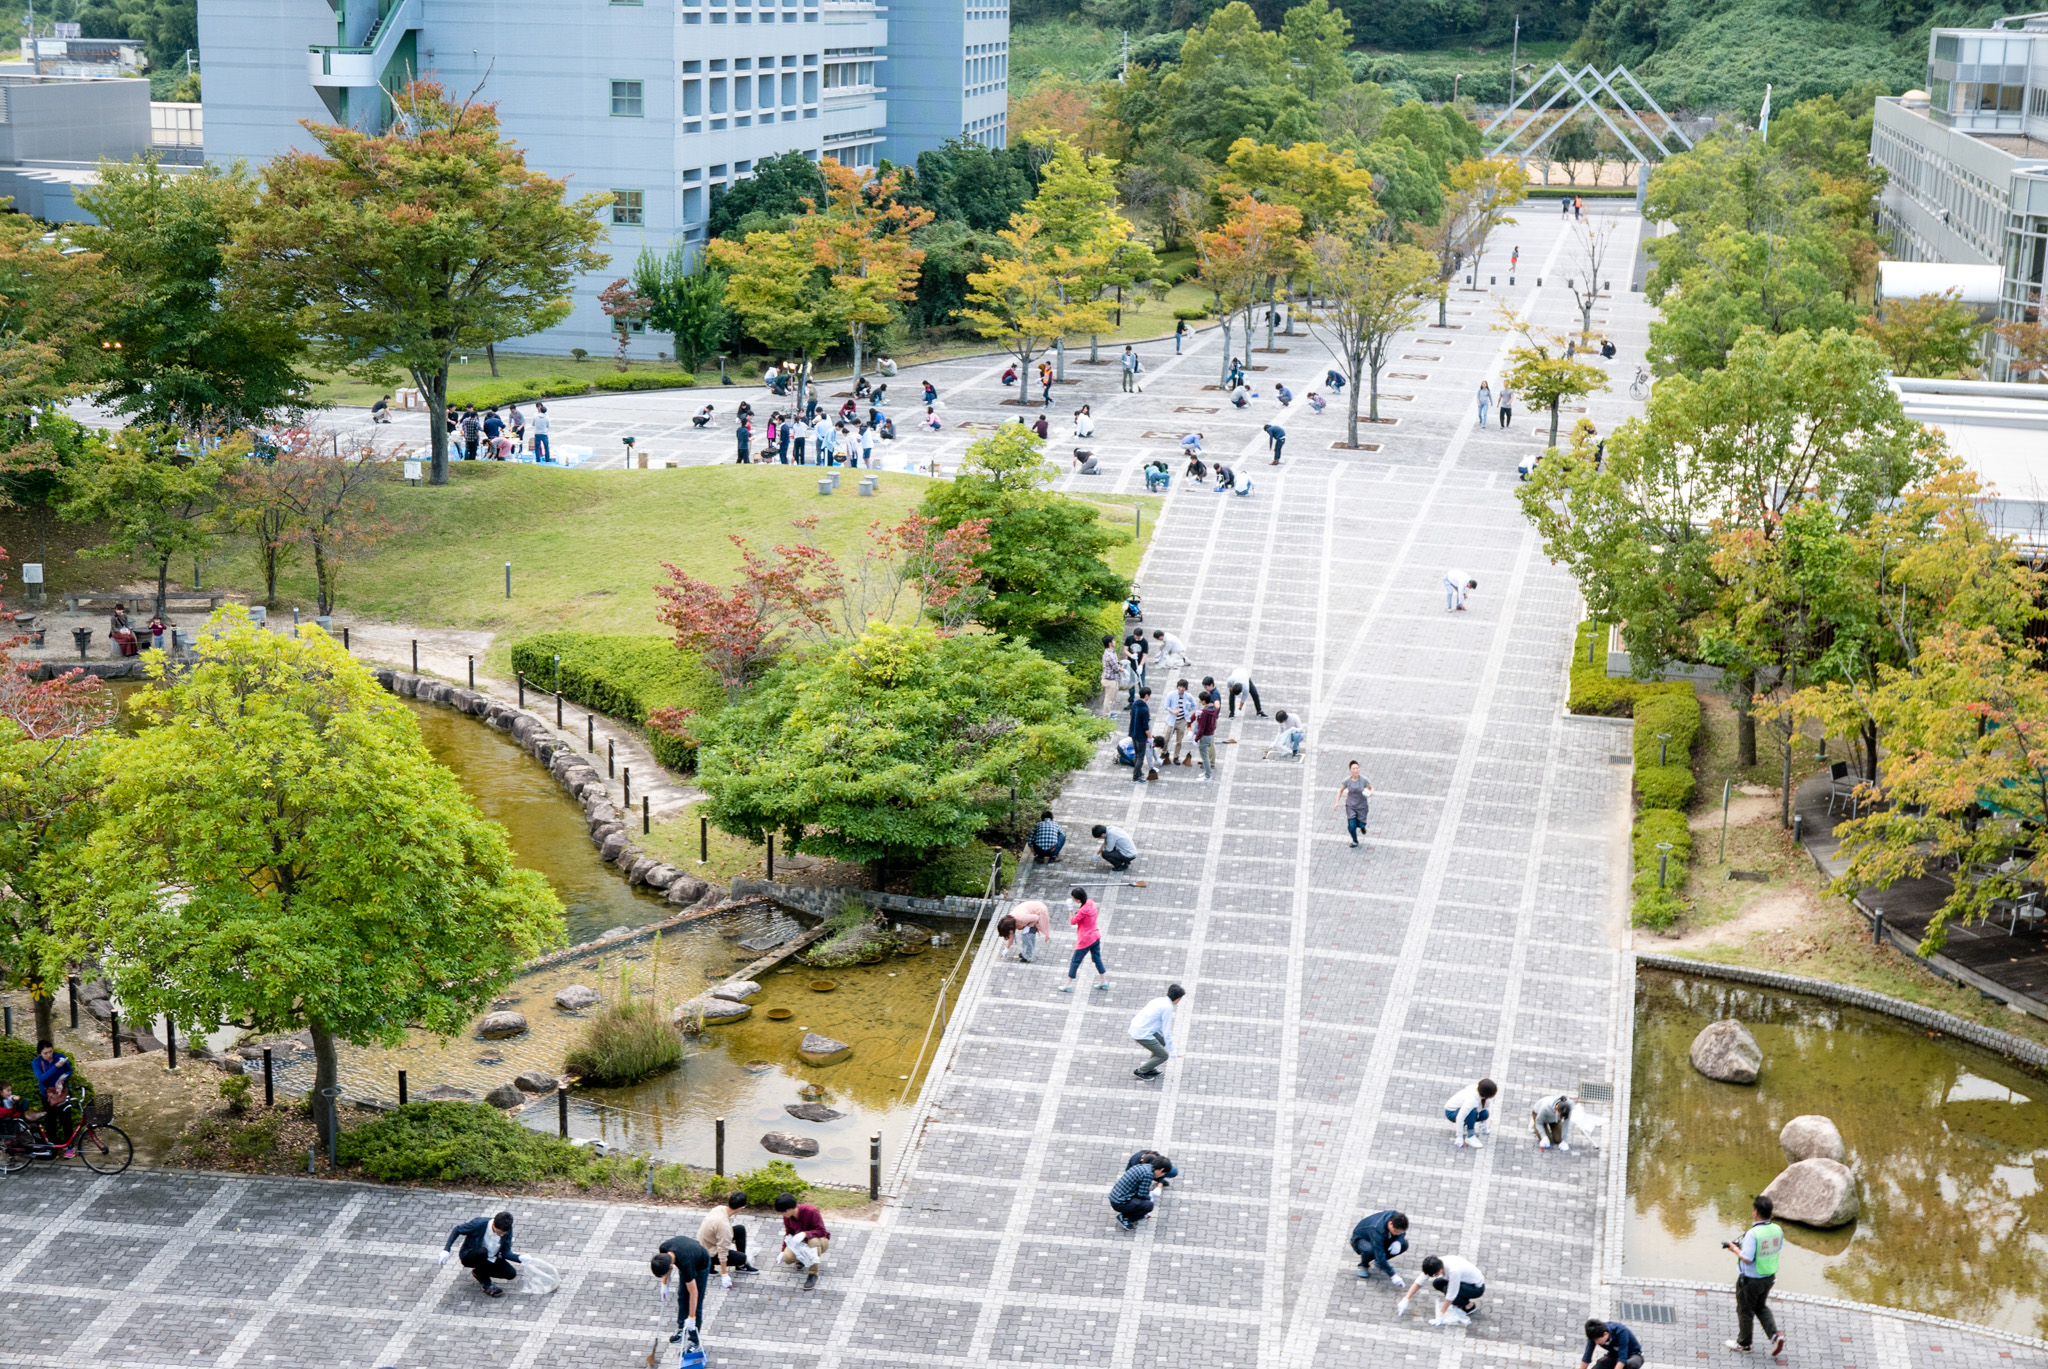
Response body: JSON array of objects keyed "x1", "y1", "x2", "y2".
[
  {"x1": 1825, "y1": 761, "x2": 1863, "y2": 817},
  {"x1": 1996, "y1": 890, "x2": 2046, "y2": 937}
]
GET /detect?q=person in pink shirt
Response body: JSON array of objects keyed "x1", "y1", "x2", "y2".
[
  {"x1": 1061, "y1": 886, "x2": 1109, "y2": 993},
  {"x1": 999, "y1": 900, "x2": 1055, "y2": 962}
]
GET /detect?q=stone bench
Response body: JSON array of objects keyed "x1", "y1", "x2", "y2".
[{"x1": 64, "y1": 592, "x2": 227, "y2": 613}]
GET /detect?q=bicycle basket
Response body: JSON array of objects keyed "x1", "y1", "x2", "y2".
[{"x1": 84, "y1": 1099, "x2": 114, "y2": 1127}]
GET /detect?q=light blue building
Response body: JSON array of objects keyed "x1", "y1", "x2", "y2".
[{"x1": 196, "y1": 0, "x2": 1004, "y2": 353}]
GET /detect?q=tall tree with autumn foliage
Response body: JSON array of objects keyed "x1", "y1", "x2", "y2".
[{"x1": 1197, "y1": 195, "x2": 1307, "y2": 383}]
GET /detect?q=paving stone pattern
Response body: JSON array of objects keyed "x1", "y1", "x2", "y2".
[{"x1": 12, "y1": 206, "x2": 2046, "y2": 1369}]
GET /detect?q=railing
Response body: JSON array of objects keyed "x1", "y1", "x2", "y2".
[{"x1": 306, "y1": 0, "x2": 418, "y2": 86}]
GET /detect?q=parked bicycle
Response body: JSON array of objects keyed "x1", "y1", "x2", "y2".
[
  {"x1": 1628, "y1": 366, "x2": 1652, "y2": 402},
  {"x1": 0, "y1": 1095, "x2": 132, "y2": 1175}
]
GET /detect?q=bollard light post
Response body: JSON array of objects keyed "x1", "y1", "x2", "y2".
[
  {"x1": 505, "y1": 562, "x2": 512, "y2": 599},
  {"x1": 767, "y1": 834, "x2": 775, "y2": 879},
  {"x1": 111, "y1": 1011, "x2": 120, "y2": 1058},
  {"x1": 588, "y1": 715, "x2": 596, "y2": 752},
  {"x1": 643, "y1": 796, "x2": 650, "y2": 835},
  {"x1": 700, "y1": 816, "x2": 709, "y2": 864},
  {"x1": 263, "y1": 1048, "x2": 274, "y2": 1107},
  {"x1": 715, "y1": 1116, "x2": 726, "y2": 1175},
  {"x1": 623, "y1": 768, "x2": 631, "y2": 808},
  {"x1": 469, "y1": 656, "x2": 476, "y2": 689},
  {"x1": 518, "y1": 674, "x2": 526, "y2": 708},
  {"x1": 608, "y1": 739, "x2": 615, "y2": 778},
  {"x1": 1657, "y1": 732, "x2": 1671, "y2": 766},
  {"x1": 870, "y1": 1133, "x2": 882, "y2": 1200},
  {"x1": 1656, "y1": 841, "x2": 1673, "y2": 889},
  {"x1": 558, "y1": 1085, "x2": 570, "y2": 1138},
  {"x1": 165, "y1": 1017, "x2": 177, "y2": 1070},
  {"x1": 68, "y1": 977, "x2": 78, "y2": 1029}
]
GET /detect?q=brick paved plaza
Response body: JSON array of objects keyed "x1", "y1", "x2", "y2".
[{"x1": 12, "y1": 205, "x2": 2047, "y2": 1369}]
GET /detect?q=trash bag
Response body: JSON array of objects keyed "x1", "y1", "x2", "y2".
[{"x1": 511, "y1": 1255, "x2": 561, "y2": 1294}]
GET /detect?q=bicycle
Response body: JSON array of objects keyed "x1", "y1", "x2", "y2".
[
  {"x1": 1628, "y1": 366, "x2": 1652, "y2": 402},
  {"x1": 0, "y1": 1096, "x2": 132, "y2": 1176}
]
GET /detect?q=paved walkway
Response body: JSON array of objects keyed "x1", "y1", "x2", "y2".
[{"x1": 9, "y1": 206, "x2": 2045, "y2": 1369}]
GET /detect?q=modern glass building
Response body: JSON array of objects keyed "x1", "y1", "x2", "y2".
[
  {"x1": 195, "y1": 0, "x2": 1004, "y2": 353},
  {"x1": 1871, "y1": 12, "x2": 2048, "y2": 380}
]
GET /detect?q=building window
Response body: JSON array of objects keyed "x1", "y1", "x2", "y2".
[
  {"x1": 612, "y1": 190, "x2": 645, "y2": 225},
  {"x1": 611, "y1": 80, "x2": 644, "y2": 116}
]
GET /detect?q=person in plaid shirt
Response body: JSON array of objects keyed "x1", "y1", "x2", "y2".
[{"x1": 1028, "y1": 810, "x2": 1067, "y2": 863}]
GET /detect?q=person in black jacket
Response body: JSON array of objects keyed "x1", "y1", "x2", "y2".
[
  {"x1": 1351, "y1": 1209, "x2": 1410, "y2": 1282},
  {"x1": 651, "y1": 1235, "x2": 714, "y2": 1347},
  {"x1": 1583, "y1": 1319, "x2": 1645, "y2": 1369},
  {"x1": 441, "y1": 1211, "x2": 521, "y2": 1296}
]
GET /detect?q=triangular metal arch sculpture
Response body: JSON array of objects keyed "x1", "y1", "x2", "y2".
[{"x1": 1483, "y1": 63, "x2": 1694, "y2": 167}]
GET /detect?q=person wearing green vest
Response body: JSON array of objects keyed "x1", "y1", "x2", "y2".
[{"x1": 1721, "y1": 1194, "x2": 1786, "y2": 1357}]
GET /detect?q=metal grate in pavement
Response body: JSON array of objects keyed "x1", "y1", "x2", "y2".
[
  {"x1": 1619, "y1": 1302, "x2": 1678, "y2": 1324},
  {"x1": 1580, "y1": 1081, "x2": 1615, "y2": 1103}
]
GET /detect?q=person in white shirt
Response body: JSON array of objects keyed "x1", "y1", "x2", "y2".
[
  {"x1": 1398, "y1": 1253, "x2": 1485, "y2": 1325},
  {"x1": 1263, "y1": 709, "x2": 1304, "y2": 760},
  {"x1": 1160, "y1": 678, "x2": 1198, "y2": 765},
  {"x1": 1224, "y1": 665, "x2": 1264, "y2": 719},
  {"x1": 1444, "y1": 1078, "x2": 1498, "y2": 1148},
  {"x1": 1129, "y1": 985, "x2": 1184, "y2": 1079},
  {"x1": 530, "y1": 403, "x2": 552, "y2": 463},
  {"x1": 1444, "y1": 570, "x2": 1476, "y2": 612},
  {"x1": 1149, "y1": 628, "x2": 1191, "y2": 672},
  {"x1": 1075, "y1": 405, "x2": 1096, "y2": 439}
]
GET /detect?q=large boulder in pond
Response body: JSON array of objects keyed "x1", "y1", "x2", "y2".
[
  {"x1": 476, "y1": 1011, "x2": 529, "y2": 1040},
  {"x1": 420, "y1": 1084, "x2": 477, "y2": 1101},
  {"x1": 679, "y1": 996, "x2": 751, "y2": 1026},
  {"x1": 485, "y1": 1083, "x2": 527, "y2": 1109},
  {"x1": 1689, "y1": 1019, "x2": 1762, "y2": 1084},
  {"x1": 761, "y1": 1131, "x2": 820, "y2": 1158},
  {"x1": 514, "y1": 1071, "x2": 559, "y2": 1094},
  {"x1": 710, "y1": 980, "x2": 760, "y2": 1003},
  {"x1": 786, "y1": 1102, "x2": 844, "y2": 1123},
  {"x1": 1780, "y1": 1115, "x2": 1846, "y2": 1163},
  {"x1": 799, "y1": 1032, "x2": 852, "y2": 1065},
  {"x1": 1762, "y1": 1157, "x2": 1860, "y2": 1227},
  {"x1": 555, "y1": 984, "x2": 600, "y2": 1011}
]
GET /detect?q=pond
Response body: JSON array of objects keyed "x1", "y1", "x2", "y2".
[
  {"x1": 1629, "y1": 970, "x2": 2048, "y2": 1337},
  {"x1": 112, "y1": 681, "x2": 962, "y2": 1187}
]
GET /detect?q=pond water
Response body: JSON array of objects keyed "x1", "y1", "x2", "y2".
[
  {"x1": 111, "y1": 681, "x2": 961, "y2": 1187},
  {"x1": 1629, "y1": 970, "x2": 2048, "y2": 1337}
]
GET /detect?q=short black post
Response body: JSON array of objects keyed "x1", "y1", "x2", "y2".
[
  {"x1": 321, "y1": 1087, "x2": 340, "y2": 1169},
  {"x1": 624, "y1": 767, "x2": 632, "y2": 808},
  {"x1": 715, "y1": 1116, "x2": 726, "y2": 1175},
  {"x1": 398, "y1": 1069, "x2": 408, "y2": 1106},
  {"x1": 3, "y1": 1006, "x2": 10, "y2": 1037},
  {"x1": 68, "y1": 977, "x2": 78, "y2": 1029},
  {"x1": 558, "y1": 1085, "x2": 570, "y2": 1138},
  {"x1": 111, "y1": 1011, "x2": 121, "y2": 1058},
  {"x1": 343, "y1": 627, "x2": 350, "y2": 651},
  {"x1": 1873, "y1": 910, "x2": 1885, "y2": 946},
  {"x1": 505, "y1": 561, "x2": 512, "y2": 599},
  {"x1": 165, "y1": 1016, "x2": 177, "y2": 1070},
  {"x1": 700, "y1": 816, "x2": 709, "y2": 864},
  {"x1": 588, "y1": 715, "x2": 595, "y2": 752},
  {"x1": 412, "y1": 639, "x2": 418, "y2": 674},
  {"x1": 557, "y1": 692, "x2": 564, "y2": 728},
  {"x1": 608, "y1": 739, "x2": 615, "y2": 778},
  {"x1": 767, "y1": 834, "x2": 775, "y2": 879},
  {"x1": 518, "y1": 674, "x2": 526, "y2": 708},
  {"x1": 642, "y1": 796, "x2": 650, "y2": 835},
  {"x1": 469, "y1": 656, "x2": 476, "y2": 689},
  {"x1": 263, "y1": 1048, "x2": 274, "y2": 1107},
  {"x1": 869, "y1": 1132, "x2": 881, "y2": 1200}
]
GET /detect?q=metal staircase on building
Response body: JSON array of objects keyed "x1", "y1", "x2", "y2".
[{"x1": 306, "y1": 0, "x2": 422, "y2": 128}]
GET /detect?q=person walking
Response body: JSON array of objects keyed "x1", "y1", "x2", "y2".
[
  {"x1": 1063, "y1": 885, "x2": 1110, "y2": 991},
  {"x1": 1401, "y1": 1253, "x2": 1486, "y2": 1326},
  {"x1": 1510, "y1": 245, "x2": 1520, "y2": 273},
  {"x1": 1162, "y1": 677, "x2": 1198, "y2": 766},
  {"x1": 1265, "y1": 422, "x2": 1286, "y2": 465},
  {"x1": 1476, "y1": 381, "x2": 1492, "y2": 427},
  {"x1": 1561, "y1": 195, "x2": 1570, "y2": 217},
  {"x1": 1444, "y1": 571, "x2": 1476, "y2": 612},
  {"x1": 774, "y1": 1192, "x2": 832, "y2": 1290},
  {"x1": 1530, "y1": 1093, "x2": 1574, "y2": 1150},
  {"x1": 1445, "y1": 1078, "x2": 1497, "y2": 1148},
  {"x1": 1109, "y1": 1153, "x2": 1172, "y2": 1229},
  {"x1": 1128, "y1": 685, "x2": 1152, "y2": 783},
  {"x1": 441, "y1": 1210, "x2": 522, "y2": 1296},
  {"x1": 1092, "y1": 824, "x2": 1137, "y2": 871},
  {"x1": 1040, "y1": 361, "x2": 1054, "y2": 407},
  {"x1": 1351, "y1": 1208, "x2": 1411, "y2": 1282},
  {"x1": 1723, "y1": 1196, "x2": 1786, "y2": 1357},
  {"x1": 1498, "y1": 386, "x2": 1514, "y2": 429},
  {"x1": 1175, "y1": 319, "x2": 1187, "y2": 354},
  {"x1": 1193, "y1": 688, "x2": 1220, "y2": 782},
  {"x1": 1584, "y1": 1319, "x2": 1645, "y2": 1369},
  {"x1": 1121, "y1": 345, "x2": 1141, "y2": 393},
  {"x1": 649, "y1": 1234, "x2": 713, "y2": 1347},
  {"x1": 531, "y1": 403, "x2": 551, "y2": 462},
  {"x1": 735, "y1": 418, "x2": 752, "y2": 464},
  {"x1": 1129, "y1": 984, "x2": 1184, "y2": 1078},
  {"x1": 1225, "y1": 665, "x2": 1264, "y2": 719},
  {"x1": 1334, "y1": 760, "x2": 1373, "y2": 846}
]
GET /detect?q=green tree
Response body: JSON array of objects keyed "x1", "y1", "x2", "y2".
[
  {"x1": 61, "y1": 615, "x2": 565, "y2": 1151},
  {"x1": 1416, "y1": 156, "x2": 1527, "y2": 326},
  {"x1": 633, "y1": 242, "x2": 734, "y2": 372},
  {"x1": 1023, "y1": 137, "x2": 1158, "y2": 363},
  {"x1": 694, "y1": 622, "x2": 1106, "y2": 879},
  {"x1": 960, "y1": 217, "x2": 1115, "y2": 381},
  {"x1": 919, "y1": 426, "x2": 1129, "y2": 635},
  {"x1": 1503, "y1": 329, "x2": 1609, "y2": 448},
  {"x1": 73, "y1": 157, "x2": 310, "y2": 431},
  {"x1": 1, "y1": 213, "x2": 105, "y2": 477},
  {"x1": 1281, "y1": 0, "x2": 1353, "y2": 102},
  {"x1": 234, "y1": 82, "x2": 611, "y2": 485},
  {"x1": 60, "y1": 425, "x2": 237, "y2": 618},
  {"x1": 706, "y1": 150, "x2": 828, "y2": 240},
  {"x1": 1306, "y1": 214, "x2": 1437, "y2": 442},
  {"x1": 1860, "y1": 291, "x2": 1988, "y2": 379},
  {"x1": 903, "y1": 138, "x2": 1034, "y2": 234},
  {"x1": 1353, "y1": 137, "x2": 1444, "y2": 234}
]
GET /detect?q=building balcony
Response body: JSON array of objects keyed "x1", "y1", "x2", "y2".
[{"x1": 307, "y1": 0, "x2": 419, "y2": 89}]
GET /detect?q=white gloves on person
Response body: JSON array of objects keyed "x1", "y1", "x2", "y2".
[
  {"x1": 1391, "y1": 1274, "x2": 1406, "y2": 1289},
  {"x1": 437, "y1": 1251, "x2": 451, "y2": 1266},
  {"x1": 660, "y1": 1282, "x2": 673, "y2": 1301},
  {"x1": 684, "y1": 1318, "x2": 697, "y2": 1333},
  {"x1": 721, "y1": 1275, "x2": 733, "y2": 1290}
]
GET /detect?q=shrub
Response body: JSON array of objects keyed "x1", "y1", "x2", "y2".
[
  {"x1": 336, "y1": 1100, "x2": 587, "y2": 1184},
  {"x1": 1027, "y1": 602, "x2": 1125, "y2": 706},
  {"x1": 563, "y1": 995, "x2": 683, "y2": 1086},
  {"x1": 1632, "y1": 807, "x2": 1694, "y2": 929},
  {"x1": 1173, "y1": 305, "x2": 1210, "y2": 320},
  {"x1": 510, "y1": 632, "x2": 723, "y2": 771},
  {"x1": 0, "y1": 1037, "x2": 90, "y2": 1108},
  {"x1": 1633, "y1": 688, "x2": 1701, "y2": 773},
  {"x1": 591, "y1": 371, "x2": 695, "y2": 393},
  {"x1": 1566, "y1": 619, "x2": 1692, "y2": 718},
  {"x1": 571, "y1": 348, "x2": 589, "y2": 362},
  {"x1": 910, "y1": 841, "x2": 1015, "y2": 898},
  {"x1": 1635, "y1": 764, "x2": 1696, "y2": 810},
  {"x1": 447, "y1": 376, "x2": 584, "y2": 409},
  {"x1": 219, "y1": 1073, "x2": 253, "y2": 1115},
  {"x1": 728, "y1": 1158, "x2": 807, "y2": 1206},
  {"x1": 228, "y1": 1114, "x2": 279, "y2": 1159},
  {"x1": 805, "y1": 906, "x2": 896, "y2": 968}
]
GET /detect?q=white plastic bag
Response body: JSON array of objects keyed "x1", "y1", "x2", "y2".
[{"x1": 511, "y1": 1255, "x2": 561, "y2": 1295}]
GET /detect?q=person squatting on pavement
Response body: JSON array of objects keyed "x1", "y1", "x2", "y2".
[
  {"x1": 1723, "y1": 1194, "x2": 1786, "y2": 1357},
  {"x1": 1446, "y1": 1077, "x2": 1498, "y2": 1148},
  {"x1": 1351, "y1": 1208, "x2": 1410, "y2": 1282},
  {"x1": 1109, "y1": 1152, "x2": 1174, "y2": 1229},
  {"x1": 441, "y1": 1210, "x2": 522, "y2": 1296},
  {"x1": 775, "y1": 1192, "x2": 831, "y2": 1290},
  {"x1": 1399, "y1": 1253, "x2": 1486, "y2": 1326},
  {"x1": 1130, "y1": 984, "x2": 1185, "y2": 1079},
  {"x1": 1531, "y1": 1092, "x2": 1575, "y2": 1150},
  {"x1": 1584, "y1": 1319, "x2": 1646, "y2": 1369}
]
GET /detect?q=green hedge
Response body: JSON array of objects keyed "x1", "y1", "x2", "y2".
[
  {"x1": 447, "y1": 376, "x2": 582, "y2": 409},
  {"x1": 1172, "y1": 306, "x2": 1210, "y2": 321},
  {"x1": 1567, "y1": 620, "x2": 1693, "y2": 717},
  {"x1": 591, "y1": 371, "x2": 695, "y2": 393},
  {"x1": 509, "y1": 632, "x2": 723, "y2": 772},
  {"x1": 337, "y1": 1101, "x2": 587, "y2": 1184},
  {"x1": 1027, "y1": 609, "x2": 1123, "y2": 707},
  {"x1": 1631, "y1": 808, "x2": 1694, "y2": 930},
  {"x1": 1633, "y1": 689, "x2": 1701, "y2": 810}
]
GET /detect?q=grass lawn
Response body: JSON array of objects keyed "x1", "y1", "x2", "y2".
[
  {"x1": 308, "y1": 352, "x2": 701, "y2": 408},
  {"x1": 1689, "y1": 690, "x2": 1821, "y2": 820},
  {"x1": 206, "y1": 463, "x2": 925, "y2": 668}
]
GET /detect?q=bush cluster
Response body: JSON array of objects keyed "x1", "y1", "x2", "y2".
[
  {"x1": 509, "y1": 632, "x2": 723, "y2": 771},
  {"x1": 591, "y1": 372, "x2": 695, "y2": 393},
  {"x1": 1633, "y1": 690, "x2": 1702, "y2": 811},
  {"x1": 909, "y1": 840, "x2": 1014, "y2": 898},
  {"x1": 563, "y1": 996, "x2": 683, "y2": 1086},
  {"x1": 1631, "y1": 808, "x2": 1695, "y2": 931},
  {"x1": 445, "y1": 371, "x2": 696, "y2": 410}
]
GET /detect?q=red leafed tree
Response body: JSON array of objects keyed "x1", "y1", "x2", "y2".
[
  {"x1": 0, "y1": 647, "x2": 114, "y2": 741},
  {"x1": 599, "y1": 277, "x2": 652, "y2": 372},
  {"x1": 654, "y1": 524, "x2": 838, "y2": 700}
]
